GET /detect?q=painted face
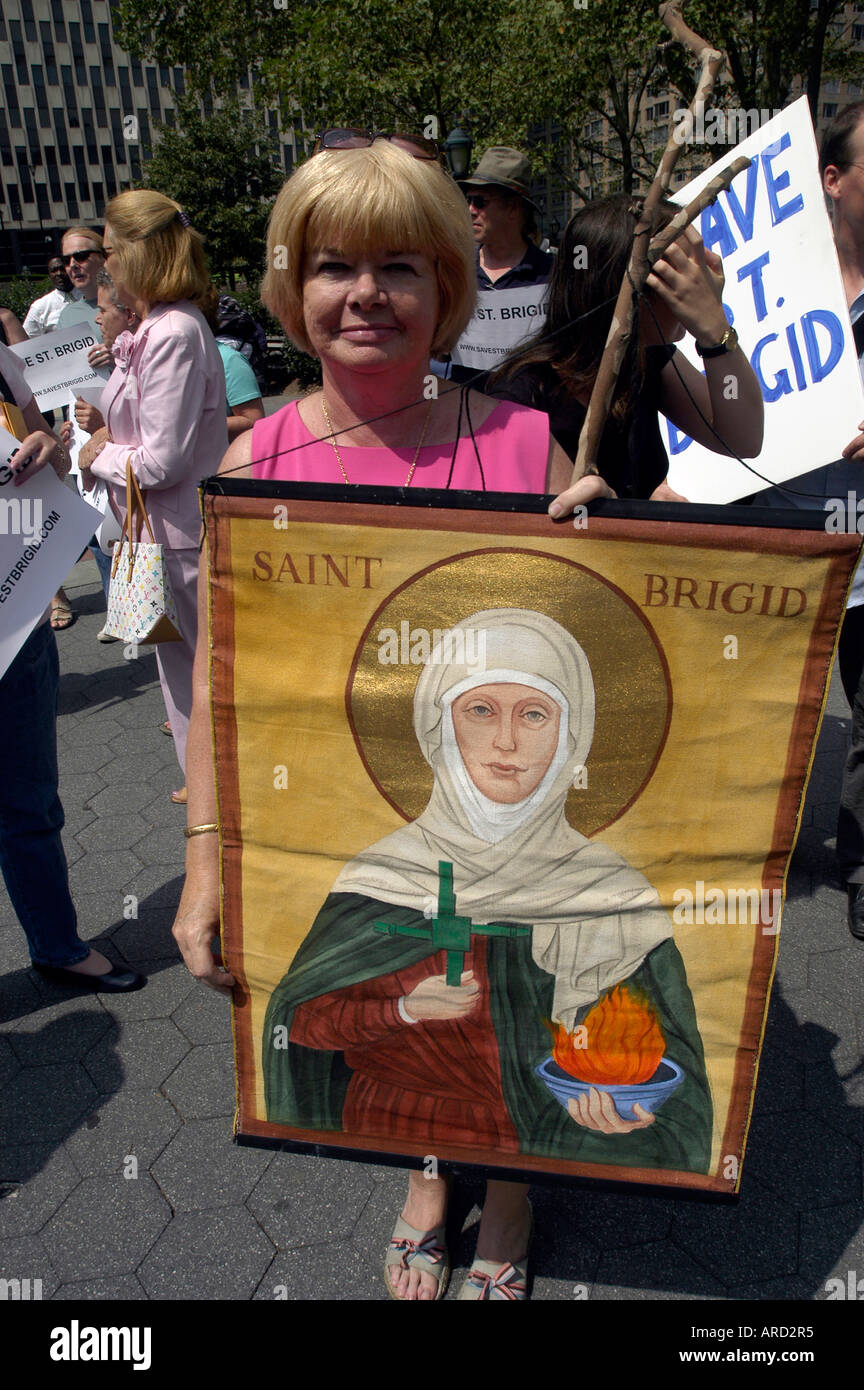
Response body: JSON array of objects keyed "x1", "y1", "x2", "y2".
[
  {"x1": 61, "y1": 233, "x2": 104, "y2": 296},
  {"x1": 301, "y1": 246, "x2": 440, "y2": 376},
  {"x1": 451, "y1": 682, "x2": 562, "y2": 804},
  {"x1": 95, "y1": 284, "x2": 132, "y2": 350}
]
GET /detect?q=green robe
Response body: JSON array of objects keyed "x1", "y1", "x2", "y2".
[{"x1": 263, "y1": 892, "x2": 713, "y2": 1174}]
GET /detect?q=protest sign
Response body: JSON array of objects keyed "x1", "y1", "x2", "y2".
[
  {"x1": 8, "y1": 322, "x2": 111, "y2": 411},
  {"x1": 449, "y1": 283, "x2": 549, "y2": 370},
  {"x1": 205, "y1": 481, "x2": 858, "y2": 1193},
  {"x1": 63, "y1": 389, "x2": 117, "y2": 554},
  {"x1": 0, "y1": 424, "x2": 102, "y2": 678},
  {"x1": 663, "y1": 97, "x2": 864, "y2": 503}
]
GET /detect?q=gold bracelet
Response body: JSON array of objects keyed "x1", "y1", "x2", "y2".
[{"x1": 184, "y1": 823, "x2": 219, "y2": 838}]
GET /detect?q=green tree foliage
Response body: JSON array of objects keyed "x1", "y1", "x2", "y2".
[{"x1": 140, "y1": 95, "x2": 282, "y2": 282}]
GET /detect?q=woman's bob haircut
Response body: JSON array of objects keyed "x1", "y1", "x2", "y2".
[
  {"x1": 261, "y1": 143, "x2": 477, "y2": 358},
  {"x1": 103, "y1": 189, "x2": 211, "y2": 307}
]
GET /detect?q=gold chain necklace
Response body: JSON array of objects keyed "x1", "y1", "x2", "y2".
[{"x1": 320, "y1": 395, "x2": 434, "y2": 487}]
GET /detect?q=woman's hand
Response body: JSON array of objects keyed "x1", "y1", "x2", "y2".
[
  {"x1": 567, "y1": 1087, "x2": 656, "y2": 1134},
  {"x1": 403, "y1": 970, "x2": 480, "y2": 1021},
  {"x1": 87, "y1": 342, "x2": 114, "y2": 370},
  {"x1": 78, "y1": 426, "x2": 110, "y2": 471},
  {"x1": 549, "y1": 472, "x2": 616, "y2": 521},
  {"x1": 59, "y1": 420, "x2": 75, "y2": 448},
  {"x1": 172, "y1": 870, "x2": 235, "y2": 995},
  {"x1": 9, "y1": 430, "x2": 69, "y2": 487},
  {"x1": 646, "y1": 226, "x2": 728, "y2": 348},
  {"x1": 74, "y1": 397, "x2": 105, "y2": 435}
]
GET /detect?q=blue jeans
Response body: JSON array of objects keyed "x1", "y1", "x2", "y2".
[
  {"x1": 0, "y1": 622, "x2": 87, "y2": 967},
  {"x1": 89, "y1": 537, "x2": 113, "y2": 599}
]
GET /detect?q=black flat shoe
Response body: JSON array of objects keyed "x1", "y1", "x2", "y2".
[
  {"x1": 33, "y1": 961, "x2": 145, "y2": 993},
  {"x1": 847, "y1": 884, "x2": 864, "y2": 941}
]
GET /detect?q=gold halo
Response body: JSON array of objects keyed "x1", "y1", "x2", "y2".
[{"x1": 346, "y1": 548, "x2": 671, "y2": 836}]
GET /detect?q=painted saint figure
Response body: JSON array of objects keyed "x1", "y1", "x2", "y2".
[{"x1": 264, "y1": 608, "x2": 712, "y2": 1173}]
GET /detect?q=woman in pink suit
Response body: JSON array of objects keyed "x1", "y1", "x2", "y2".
[{"x1": 78, "y1": 191, "x2": 228, "y2": 793}]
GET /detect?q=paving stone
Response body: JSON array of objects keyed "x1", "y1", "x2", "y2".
[
  {"x1": 121, "y1": 867, "x2": 185, "y2": 913},
  {"x1": 772, "y1": 987, "x2": 861, "y2": 1069},
  {"x1": 92, "y1": 960, "x2": 195, "y2": 1021},
  {"x1": 151, "y1": 1119, "x2": 271, "y2": 1211},
  {"x1": 0, "y1": 1235, "x2": 60, "y2": 1300},
  {"x1": 56, "y1": 743, "x2": 116, "y2": 776},
  {"x1": 803, "y1": 1059, "x2": 864, "y2": 1109},
  {"x1": 171, "y1": 986, "x2": 233, "y2": 1045},
  {"x1": 7, "y1": 996, "x2": 112, "y2": 1065},
  {"x1": 161, "y1": 1043, "x2": 236, "y2": 1120},
  {"x1": 88, "y1": 782, "x2": 171, "y2": 817},
  {"x1": 68, "y1": 851, "x2": 143, "y2": 899},
  {"x1": 750, "y1": 1040, "x2": 806, "y2": 1116},
  {"x1": 741, "y1": 1111, "x2": 860, "y2": 1210},
  {"x1": 110, "y1": 909, "x2": 181, "y2": 965},
  {"x1": 45, "y1": 1173, "x2": 171, "y2": 1281},
  {"x1": 138, "y1": 1207, "x2": 274, "y2": 1299},
  {"x1": 734, "y1": 1274, "x2": 823, "y2": 1300},
  {"x1": 0, "y1": 1146, "x2": 81, "y2": 1237},
  {"x1": 809, "y1": 945, "x2": 864, "y2": 1012},
  {"x1": 1, "y1": 1063, "x2": 99, "y2": 1144},
  {"x1": 799, "y1": 1204, "x2": 864, "y2": 1290},
  {"x1": 247, "y1": 1151, "x2": 374, "y2": 1245},
  {"x1": 258, "y1": 1240, "x2": 382, "y2": 1300},
  {"x1": 83, "y1": 1018, "x2": 190, "y2": 1093},
  {"x1": 63, "y1": 1090, "x2": 181, "y2": 1177},
  {"x1": 51, "y1": 1274, "x2": 149, "y2": 1300},
  {"x1": 563, "y1": 1186, "x2": 677, "y2": 1249},
  {"x1": 132, "y1": 826, "x2": 190, "y2": 867},
  {"x1": 76, "y1": 814, "x2": 152, "y2": 853},
  {"x1": 0, "y1": 969, "x2": 47, "y2": 1026},
  {"x1": 671, "y1": 1179, "x2": 799, "y2": 1285},
  {"x1": 591, "y1": 1240, "x2": 727, "y2": 1300},
  {"x1": 62, "y1": 718, "x2": 126, "y2": 749},
  {"x1": 0, "y1": 1036, "x2": 20, "y2": 1085}
]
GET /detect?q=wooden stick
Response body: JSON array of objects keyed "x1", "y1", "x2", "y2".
[
  {"x1": 570, "y1": 1, "x2": 727, "y2": 484},
  {"x1": 646, "y1": 156, "x2": 752, "y2": 263}
]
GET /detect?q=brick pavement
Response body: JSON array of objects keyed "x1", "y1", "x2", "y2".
[{"x1": 1, "y1": 554, "x2": 863, "y2": 1302}]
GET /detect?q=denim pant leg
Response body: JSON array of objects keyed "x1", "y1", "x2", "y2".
[
  {"x1": 0, "y1": 622, "x2": 87, "y2": 966},
  {"x1": 89, "y1": 537, "x2": 113, "y2": 600}
]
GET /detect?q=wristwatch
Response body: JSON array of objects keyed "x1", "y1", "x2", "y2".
[{"x1": 694, "y1": 326, "x2": 739, "y2": 358}]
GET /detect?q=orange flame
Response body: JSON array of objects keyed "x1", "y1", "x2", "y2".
[{"x1": 548, "y1": 983, "x2": 666, "y2": 1085}]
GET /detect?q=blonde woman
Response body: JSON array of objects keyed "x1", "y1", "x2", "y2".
[{"x1": 78, "y1": 191, "x2": 228, "y2": 793}]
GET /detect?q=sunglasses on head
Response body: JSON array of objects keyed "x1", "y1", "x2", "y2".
[
  {"x1": 62, "y1": 249, "x2": 102, "y2": 264},
  {"x1": 313, "y1": 127, "x2": 440, "y2": 161}
]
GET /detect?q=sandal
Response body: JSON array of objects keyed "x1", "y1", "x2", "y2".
[
  {"x1": 49, "y1": 601, "x2": 75, "y2": 630},
  {"x1": 459, "y1": 1202, "x2": 532, "y2": 1300},
  {"x1": 170, "y1": 787, "x2": 187, "y2": 805},
  {"x1": 160, "y1": 720, "x2": 172, "y2": 736},
  {"x1": 385, "y1": 1216, "x2": 449, "y2": 1301}
]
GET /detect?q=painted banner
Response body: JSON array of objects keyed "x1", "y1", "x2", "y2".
[
  {"x1": 0, "y1": 428, "x2": 103, "y2": 677},
  {"x1": 449, "y1": 284, "x2": 549, "y2": 370},
  {"x1": 8, "y1": 322, "x2": 111, "y2": 410},
  {"x1": 205, "y1": 484, "x2": 858, "y2": 1192},
  {"x1": 664, "y1": 97, "x2": 864, "y2": 503}
]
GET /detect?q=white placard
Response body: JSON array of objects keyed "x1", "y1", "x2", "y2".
[
  {"x1": 0, "y1": 427, "x2": 103, "y2": 678},
  {"x1": 663, "y1": 97, "x2": 864, "y2": 503},
  {"x1": 449, "y1": 283, "x2": 549, "y2": 369},
  {"x1": 8, "y1": 322, "x2": 112, "y2": 410}
]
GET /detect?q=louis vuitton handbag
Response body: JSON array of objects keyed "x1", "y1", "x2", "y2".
[{"x1": 103, "y1": 459, "x2": 182, "y2": 644}]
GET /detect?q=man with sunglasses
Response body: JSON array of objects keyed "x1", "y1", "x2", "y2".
[
  {"x1": 54, "y1": 226, "x2": 105, "y2": 333},
  {"x1": 443, "y1": 147, "x2": 553, "y2": 382}
]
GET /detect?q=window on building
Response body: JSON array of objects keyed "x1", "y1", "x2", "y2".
[
  {"x1": 0, "y1": 14, "x2": 6, "y2": 43},
  {"x1": 44, "y1": 145, "x2": 61, "y2": 199},
  {"x1": 65, "y1": 181, "x2": 78, "y2": 218},
  {"x1": 0, "y1": 112, "x2": 11, "y2": 166},
  {"x1": 52, "y1": 108, "x2": 69, "y2": 162},
  {"x1": 50, "y1": 0, "x2": 66, "y2": 45},
  {"x1": 91, "y1": 179, "x2": 104, "y2": 212},
  {"x1": 24, "y1": 108, "x2": 41, "y2": 162},
  {"x1": 90, "y1": 68, "x2": 107, "y2": 127},
  {"x1": 283, "y1": 144, "x2": 294, "y2": 173},
  {"x1": 74, "y1": 147, "x2": 89, "y2": 199},
  {"x1": 32, "y1": 67, "x2": 50, "y2": 126},
  {"x1": 82, "y1": 110, "x2": 98, "y2": 162},
  {"x1": 131, "y1": 57, "x2": 143, "y2": 86},
  {"x1": 68, "y1": 22, "x2": 86, "y2": 83},
  {"x1": 81, "y1": 0, "x2": 95, "y2": 44},
  {"x1": 20, "y1": 0, "x2": 37, "y2": 43},
  {"x1": 110, "y1": 109, "x2": 126, "y2": 163},
  {"x1": 9, "y1": 21, "x2": 30, "y2": 84},
  {"x1": 854, "y1": 23, "x2": 864, "y2": 40},
  {"x1": 16, "y1": 150, "x2": 34, "y2": 202},
  {"x1": 137, "y1": 109, "x2": 151, "y2": 153},
  {"x1": 98, "y1": 24, "x2": 115, "y2": 86},
  {"x1": 39, "y1": 22, "x2": 58, "y2": 85},
  {"x1": 146, "y1": 68, "x2": 161, "y2": 119},
  {"x1": 3, "y1": 67, "x2": 21, "y2": 128},
  {"x1": 102, "y1": 147, "x2": 117, "y2": 199},
  {"x1": 36, "y1": 182, "x2": 51, "y2": 221},
  {"x1": 61, "y1": 66, "x2": 79, "y2": 126},
  {"x1": 173, "y1": 68, "x2": 185, "y2": 96},
  {"x1": 823, "y1": 78, "x2": 840, "y2": 94},
  {"x1": 9, "y1": 187, "x2": 22, "y2": 220},
  {"x1": 164, "y1": 109, "x2": 175, "y2": 128},
  {"x1": 823, "y1": 102, "x2": 839, "y2": 118},
  {"x1": 119, "y1": 66, "x2": 133, "y2": 113}
]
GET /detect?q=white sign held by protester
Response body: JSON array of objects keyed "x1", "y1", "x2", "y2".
[
  {"x1": 0, "y1": 426, "x2": 102, "y2": 678},
  {"x1": 663, "y1": 97, "x2": 864, "y2": 503},
  {"x1": 8, "y1": 322, "x2": 111, "y2": 410},
  {"x1": 449, "y1": 284, "x2": 549, "y2": 371}
]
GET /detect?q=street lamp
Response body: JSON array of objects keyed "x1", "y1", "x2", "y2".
[{"x1": 444, "y1": 126, "x2": 472, "y2": 179}]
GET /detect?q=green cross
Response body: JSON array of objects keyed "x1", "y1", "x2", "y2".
[{"x1": 374, "y1": 860, "x2": 529, "y2": 985}]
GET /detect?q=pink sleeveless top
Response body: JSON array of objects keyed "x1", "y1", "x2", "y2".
[{"x1": 250, "y1": 398, "x2": 549, "y2": 492}]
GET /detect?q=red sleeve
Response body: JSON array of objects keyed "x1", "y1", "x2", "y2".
[{"x1": 289, "y1": 976, "x2": 411, "y2": 1048}]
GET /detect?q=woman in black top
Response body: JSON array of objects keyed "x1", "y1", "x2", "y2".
[{"x1": 488, "y1": 195, "x2": 764, "y2": 498}]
